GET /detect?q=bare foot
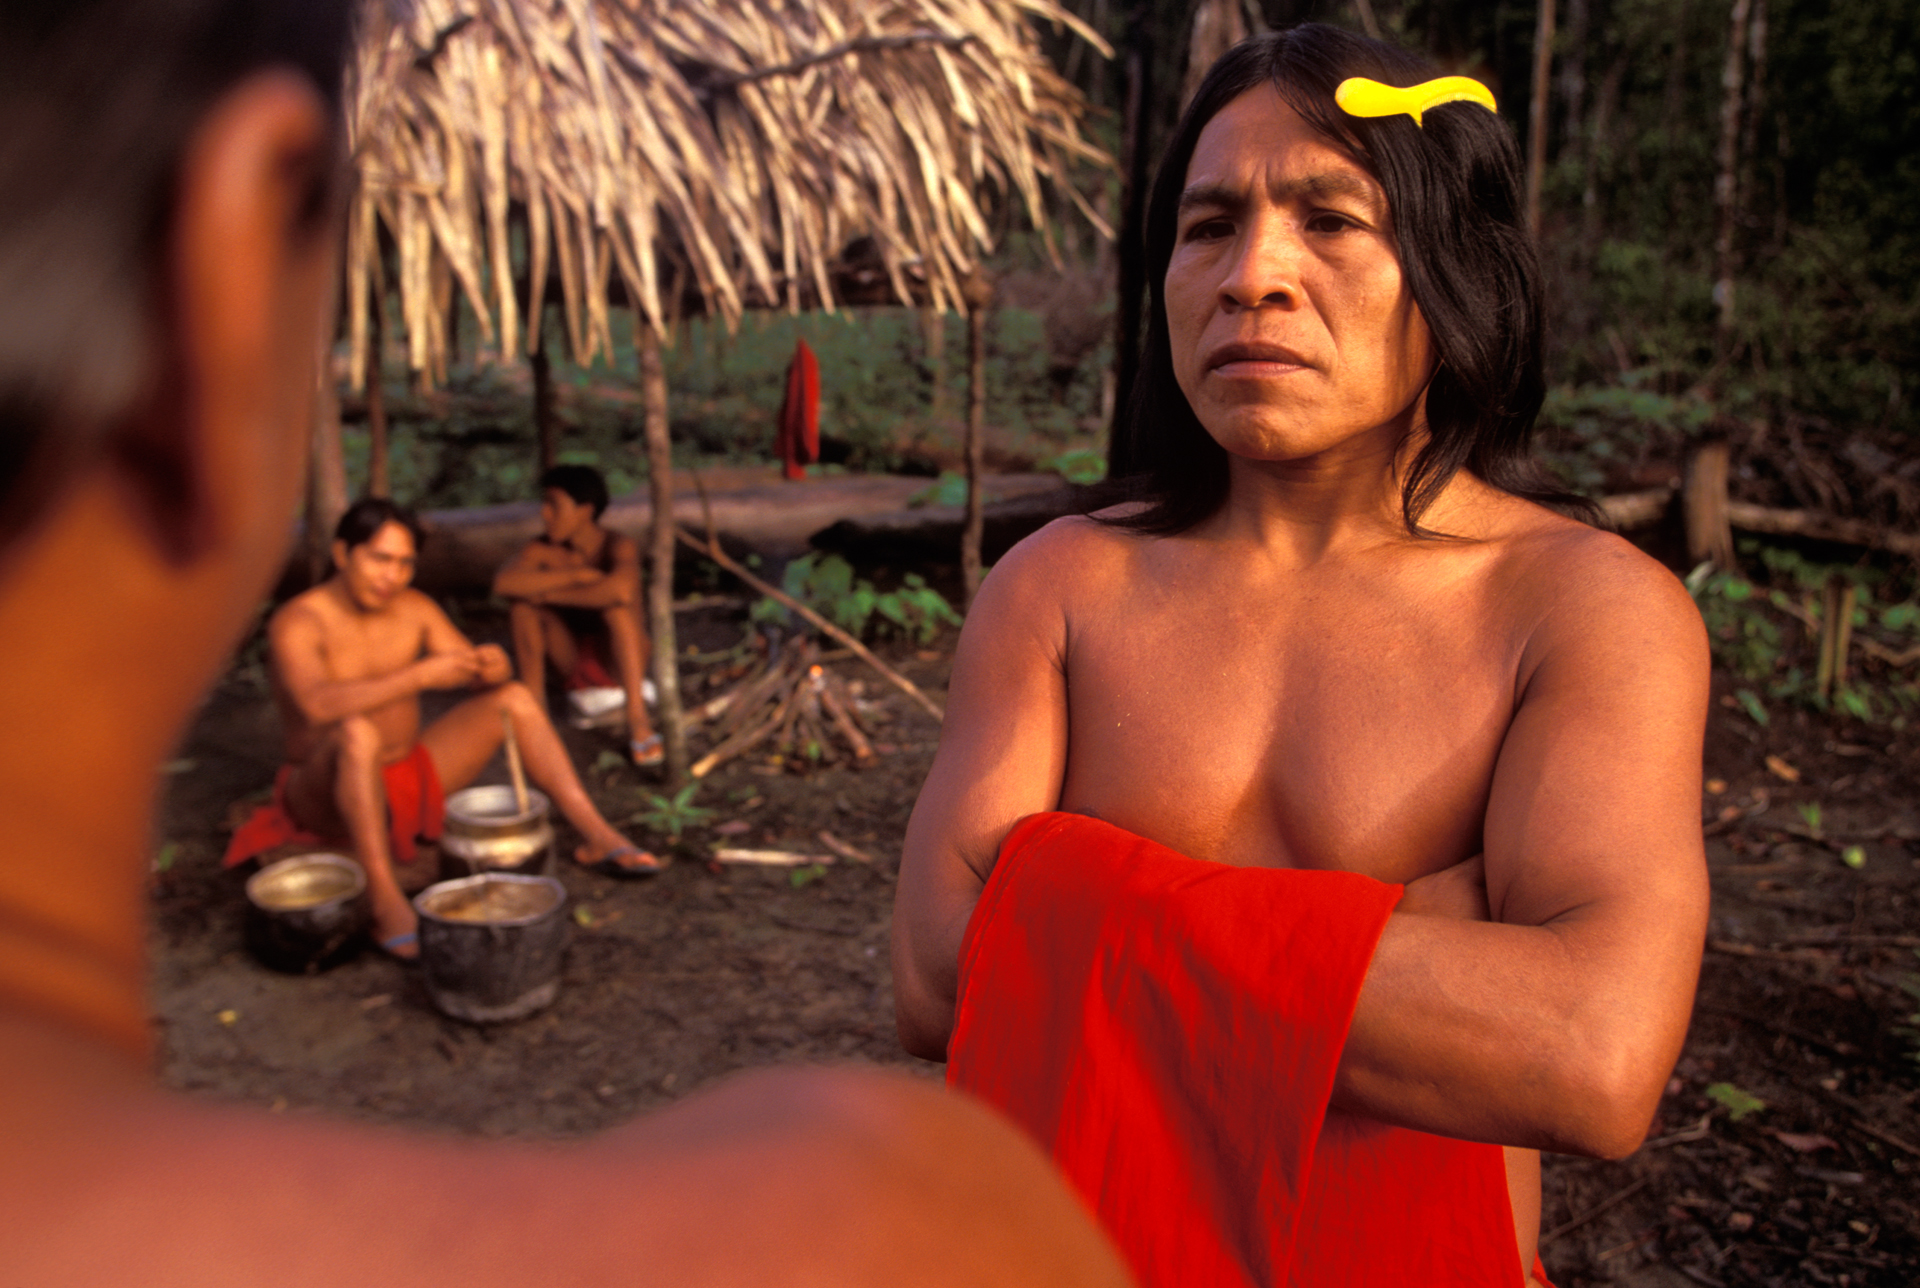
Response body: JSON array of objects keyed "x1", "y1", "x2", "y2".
[{"x1": 574, "y1": 840, "x2": 670, "y2": 878}]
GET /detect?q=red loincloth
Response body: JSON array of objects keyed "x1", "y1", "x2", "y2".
[
  {"x1": 775, "y1": 338, "x2": 819, "y2": 481},
  {"x1": 948, "y1": 811, "x2": 1543, "y2": 1288},
  {"x1": 221, "y1": 742, "x2": 445, "y2": 869}
]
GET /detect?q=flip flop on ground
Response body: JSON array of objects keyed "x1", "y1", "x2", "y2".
[
  {"x1": 577, "y1": 843, "x2": 670, "y2": 878},
  {"x1": 630, "y1": 734, "x2": 664, "y2": 767}
]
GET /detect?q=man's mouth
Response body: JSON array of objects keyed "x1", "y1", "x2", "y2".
[{"x1": 1206, "y1": 341, "x2": 1311, "y2": 374}]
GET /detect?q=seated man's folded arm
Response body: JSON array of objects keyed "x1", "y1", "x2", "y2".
[
  {"x1": 893, "y1": 531, "x2": 1074, "y2": 1060},
  {"x1": 532, "y1": 535, "x2": 640, "y2": 610},
  {"x1": 491, "y1": 544, "x2": 592, "y2": 601},
  {"x1": 269, "y1": 602, "x2": 449, "y2": 725},
  {"x1": 1333, "y1": 546, "x2": 1711, "y2": 1159}
]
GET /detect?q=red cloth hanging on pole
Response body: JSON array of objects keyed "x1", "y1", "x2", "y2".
[{"x1": 775, "y1": 338, "x2": 820, "y2": 481}]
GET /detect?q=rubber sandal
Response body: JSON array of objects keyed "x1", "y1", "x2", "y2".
[
  {"x1": 377, "y1": 930, "x2": 419, "y2": 961},
  {"x1": 579, "y1": 844, "x2": 670, "y2": 879},
  {"x1": 630, "y1": 734, "x2": 664, "y2": 767}
]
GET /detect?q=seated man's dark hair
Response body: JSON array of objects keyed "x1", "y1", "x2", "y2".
[
  {"x1": 1107, "y1": 23, "x2": 1596, "y2": 536},
  {"x1": 0, "y1": 0, "x2": 356, "y2": 547},
  {"x1": 335, "y1": 497, "x2": 425, "y2": 553},
  {"x1": 539, "y1": 464, "x2": 611, "y2": 520}
]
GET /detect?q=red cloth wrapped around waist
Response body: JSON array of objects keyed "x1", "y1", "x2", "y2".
[
  {"x1": 221, "y1": 742, "x2": 444, "y2": 869},
  {"x1": 947, "y1": 811, "x2": 1527, "y2": 1288}
]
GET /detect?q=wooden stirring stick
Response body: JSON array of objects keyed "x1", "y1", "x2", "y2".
[{"x1": 501, "y1": 709, "x2": 530, "y2": 815}]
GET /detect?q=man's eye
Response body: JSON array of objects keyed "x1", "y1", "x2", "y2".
[
  {"x1": 1182, "y1": 218, "x2": 1232, "y2": 242},
  {"x1": 1306, "y1": 212, "x2": 1360, "y2": 234}
]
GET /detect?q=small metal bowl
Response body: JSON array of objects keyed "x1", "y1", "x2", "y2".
[{"x1": 244, "y1": 852, "x2": 370, "y2": 973}]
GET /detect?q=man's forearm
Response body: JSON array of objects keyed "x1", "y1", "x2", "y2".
[
  {"x1": 1331, "y1": 910, "x2": 1701, "y2": 1158},
  {"x1": 292, "y1": 663, "x2": 426, "y2": 725},
  {"x1": 532, "y1": 576, "x2": 633, "y2": 610},
  {"x1": 494, "y1": 566, "x2": 592, "y2": 600}
]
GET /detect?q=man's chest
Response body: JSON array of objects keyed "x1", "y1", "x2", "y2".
[
  {"x1": 1057, "y1": 583, "x2": 1526, "y2": 884},
  {"x1": 319, "y1": 616, "x2": 425, "y2": 683}
]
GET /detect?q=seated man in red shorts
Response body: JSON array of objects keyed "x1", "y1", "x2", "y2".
[
  {"x1": 493, "y1": 464, "x2": 660, "y2": 766},
  {"x1": 229, "y1": 497, "x2": 667, "y2": 956}
]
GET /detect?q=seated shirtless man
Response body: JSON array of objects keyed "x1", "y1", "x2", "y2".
[
  {"x1": 262, "y1": 495, "x2": 668, "y2": 954},
  {"x1": 0, "y1": 3, "x2": 1131, "y2": 1285},
  {"x1": 493, "y1": 463, "x2": 660, "y2": 766},
  {"x1": 894, "y1": 25, "x2": 1709, "y2": 1287}
]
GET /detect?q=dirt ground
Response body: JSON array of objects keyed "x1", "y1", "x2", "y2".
[{"x1": 151, "y1": 600, "x2": 1920, "y2": 1286}]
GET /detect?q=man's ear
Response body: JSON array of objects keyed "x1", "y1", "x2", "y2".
[
  {"x1": 330, "y1": 538, "x2": 349, "y2": 573},
  {"x1": 113, "y1": 71, "x2": 339, "y2": 568}
]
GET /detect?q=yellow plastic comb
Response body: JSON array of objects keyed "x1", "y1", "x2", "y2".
[{"x1": 1334, "y1": 76, "x2": 1497, "y2": 127}]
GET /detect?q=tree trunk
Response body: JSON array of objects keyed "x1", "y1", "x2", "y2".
[
  {"x1": 1684, "y1": 440, "x2": 1736, "y2": 571},
  {"x1": 1525, "y1": 0, "x2": 1558, "y2": 234},
  {"x1": 962, "y1": 271, "x2": 993, "y2": 609},
  {"x1": 306, "y1": 339, "x2": 350, "y2": 584},
  {"x1": 1713, "y1": 0, "x2": 1755, "y2": 347},
  {"x1": 1108, "y1": 0, "x2": 1154, "y2": 476},
  {"x1": 366, "y1": 285, "x2": 390, "y2": 499},
  {"x1": 638, "y1": 324, "x2": 688, "y2": 783}
]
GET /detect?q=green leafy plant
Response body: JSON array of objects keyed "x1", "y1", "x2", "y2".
[
  {"x1": 630, "y1": 783, "x2": 714, "y2": 839},
  {"x1": 759, "y1": 553, "x2": 961, "y2": 644},
  {"x1": 907, "y1": 471, "x2": 969, "y2": 508},
  {"x1": 1796, "y1": 801, "x2": 1824, "y2": 840},
  {"x1": 1044, "y1": 447, "x2": 1108, "y2": 484},
  {"x1": 1705, "y1": 1082, "x2": 1767, "y2": 1122},
  {"x1": 790, "y1": 862, "x2": 828, "y2": 888}
]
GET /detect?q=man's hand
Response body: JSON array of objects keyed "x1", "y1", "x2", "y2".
[
  {"x1": 413, "y1": 649, "x2": 483, "y2": 691},
  {"x1": 474, "y1": 644, "x2": 513, "y2": 687}
]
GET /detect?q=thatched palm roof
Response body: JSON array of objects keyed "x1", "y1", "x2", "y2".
[{"x1": 344, "y1": 0, "x2": 1111, "y2": 388}]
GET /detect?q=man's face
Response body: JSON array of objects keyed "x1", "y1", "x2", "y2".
[
  {"x1": 540, "y1": 488, "x2": 594, "y2": 544},
  {"x1": 333, "y1": 521, "x2": 417, "y2": 610},
  {"x1": 1164, "y1": 85, "x2": 1436, "y2": 469}
]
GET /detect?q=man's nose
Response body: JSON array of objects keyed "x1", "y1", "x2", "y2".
[{"x1": 1218, "y1": 217, "x2": 1302, "y2": 312}]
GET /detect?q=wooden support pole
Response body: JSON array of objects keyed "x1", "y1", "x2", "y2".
[
  {"x1": 638, "y1": 325, "x2": 688, "y2": 782},
  {"x1": 532, "y1": 310, "x2": 557, "y2": 473},
  {"x1": 962, "y1": 269, "x2": 992, "y2": 610},
  {"x1": 305, "y1": 335, "x2": 349, "y2": 584},
  {"x1": 365, "y1": 284, "x2": 390, "y2": 499},
  {"x1": 1713, "y1": 0, "x2": 1755, "y2": 345}
]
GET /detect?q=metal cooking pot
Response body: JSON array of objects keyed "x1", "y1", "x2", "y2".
[
  {"x1": 439, "y1": 785, "x2": 554, "y2": 877},
  {"x1": 414, "y1": 872, "x2": 568, "y2": 1023},
  {"x1": 244, "y1": 852, "x2": 370, "y2": 973}
]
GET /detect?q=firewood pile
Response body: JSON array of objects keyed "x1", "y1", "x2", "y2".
[{"x1": 688, "y1": 635, "x2": 878, "y2": 778}]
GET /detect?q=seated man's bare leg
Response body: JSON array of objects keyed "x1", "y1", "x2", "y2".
[
  {"x1": 602, "y1": 600, "x2": 656, "y2": 757},
  {"x1": 508, "y1": 601, "x2": 578, "y2": 717},
  {"x1": 420, "y1": 681, "x2": 664, "y2": 874},
  {"x1": 280, "y1": 716, "x2": 418, "y2": 956}
]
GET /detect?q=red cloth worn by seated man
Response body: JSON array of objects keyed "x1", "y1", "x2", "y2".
[
  {"x1": 221, "y1": 742, "x2": 444, "y2": 869},
  {"x1": 947, "y1": 811, "x2": 1536, "y2": 1288}
]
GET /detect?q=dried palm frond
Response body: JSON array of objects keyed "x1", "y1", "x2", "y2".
[{"x1": 344, "y1": 0, "x2": 1112, "y2": 388}]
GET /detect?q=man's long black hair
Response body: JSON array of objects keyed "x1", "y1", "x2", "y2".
[{"x1": 1105, "y1": 24, "x2": 1597, "y2": 535}]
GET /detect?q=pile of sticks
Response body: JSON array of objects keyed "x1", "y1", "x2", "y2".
[{"x1": 690, "y1": 637, "x2": 876, "y2": 778}]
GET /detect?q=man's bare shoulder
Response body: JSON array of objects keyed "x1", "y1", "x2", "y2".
[
  {"x1": 994, "y1": 511, "x2": 1147, "y2": 590},
  {"x1": 1489, "y1": 502, "x2": 1707, "y2": 667},
  {"x1": 267, "y1": 585, "x2": 333, "y2": 641}
]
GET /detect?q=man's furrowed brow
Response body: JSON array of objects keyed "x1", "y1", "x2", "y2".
[
  {"x1": 1177, "y1": 182, "x2": 1244, "y2": 217},
  {"x1": 1276, "y1": 169, "x2": 1386, "y2": 215}
]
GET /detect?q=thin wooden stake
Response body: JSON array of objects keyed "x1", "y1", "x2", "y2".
[{"x1": 961, "y1": 269, "x2": 992, "y2": 609}]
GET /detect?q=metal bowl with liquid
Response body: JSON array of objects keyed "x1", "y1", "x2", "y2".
[
  {"x1": 414, "y1": 872, "x2": 568, "y2": 1023},
  {"x1": 244, "y1": 852, "x2": 370, "y2": 973}
]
